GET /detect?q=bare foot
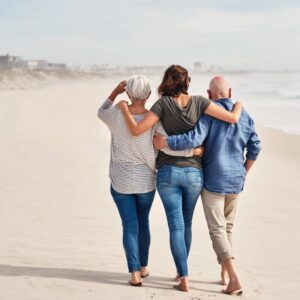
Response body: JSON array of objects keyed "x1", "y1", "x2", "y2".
[
  {"x1": 174, "y1": 273, "x2": 180, "y2": 282},
  {"x1": 173, "y1": 277, "x2": 189, "y2": 292},
  {"x1": 221, "y1": 267, "x2": 229, "y2": 285},
  {"x1": 222, "y1": 278, "x2": 243, "y2": 295},
  {"x1": 129, "y1": 271, "x2": 142, "y2": 286},
  {"x1": 140, "y1": 267, "x2": 149, "y2": 278}
]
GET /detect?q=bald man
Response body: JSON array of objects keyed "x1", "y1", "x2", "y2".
[{"x1": 154, "y1": 76, "x2": 261, "y2": 295}]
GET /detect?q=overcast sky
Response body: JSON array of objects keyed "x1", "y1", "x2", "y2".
[{"x1": 1, "y1": 0, "x2": 299, "y2": 70}]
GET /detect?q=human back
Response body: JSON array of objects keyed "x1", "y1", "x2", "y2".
[
  {"x1": 96, "y1": 75, "x2": 158, "y2": 287},
  {"x1": 202, "y1": 100, "x2": 256, "y2": 193},
  {"x1": 108, "y1": 105, "x2": 157, "y2": 168},
  {"x1": 98, "y1": 75, "x2": 157, "y2": 194},
  {"x1": 164, "y1": 75, "x2": 261, "y2": 194},
  {"x1": 162, "y1": 75, "x2": 261, "y2": 295},
  {"x1": 117, "y1": 66, "x2": 244, "y2": 292},
  {"x1": 151, "y1": 65, "x2": 211, "y2": 169}
]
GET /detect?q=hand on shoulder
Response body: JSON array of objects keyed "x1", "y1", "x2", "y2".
[{"x1": 118, "y1": 100, "x2": 129, "y2": 112}]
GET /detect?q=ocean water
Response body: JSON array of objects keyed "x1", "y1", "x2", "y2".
[
  {"x1": 1, "y1": 71, "x2": 299, "y2": 136},
  {"x1": 143, "y1": 72, "x2": 300, "y2": 135}
]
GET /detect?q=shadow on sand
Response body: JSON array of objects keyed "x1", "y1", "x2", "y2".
[{"x1": 0, "y1": 264, "x2": 221, "y2": 293}]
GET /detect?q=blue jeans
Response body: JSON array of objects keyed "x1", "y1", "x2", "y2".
[
  {"x1": 157, "y1": 166, "x2": 203, "y2": 277},
  {"x1": 110, "y1": 186, "x2": 155, "y2": 273}
]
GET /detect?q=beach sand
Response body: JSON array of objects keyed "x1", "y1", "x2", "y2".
[{"x1": 0, "y1": 81, "x2": 299, "y2": 300}]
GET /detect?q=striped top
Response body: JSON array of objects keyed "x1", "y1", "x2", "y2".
[{"x1": 97, "y1": 98, "x2": 194, "y2": 194}]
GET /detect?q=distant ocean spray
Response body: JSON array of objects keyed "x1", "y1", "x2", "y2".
[{"x1": 1, "y1": 69, "x2": 299, "y2": 135}]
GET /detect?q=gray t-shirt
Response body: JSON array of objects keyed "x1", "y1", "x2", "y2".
[{"x1": 150, "y1": 95, "x2": 211, "y2": 169}]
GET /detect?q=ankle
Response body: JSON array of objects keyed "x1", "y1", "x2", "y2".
[
  {"x1": 180, "y1": 276, "x2": 189, "y2": 284},
  {"x1": 229, "y1": 276, "x2": 241, "y2": 285},
  {"x1": 229, "y1": 273, "x2": 239, "y2": 281},
  {"x1": 131, "y1": 271, "x2": 141, "y2": 278}
]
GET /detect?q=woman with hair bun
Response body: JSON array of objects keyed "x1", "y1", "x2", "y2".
[{"x1": 119, "y1": 65, "x2": 242, "y2": 292}]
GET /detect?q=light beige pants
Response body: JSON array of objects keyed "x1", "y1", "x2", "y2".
[{"x1": 201, "y1": 188, "x2": 239, "y2": 264}]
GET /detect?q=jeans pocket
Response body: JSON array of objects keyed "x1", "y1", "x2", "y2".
[
  {"x1": 185, "y1": 170, "x2": 203, "y2": 185},
  {"x1": 157, "y1": 167, "x2": 172, "y2": 185}
]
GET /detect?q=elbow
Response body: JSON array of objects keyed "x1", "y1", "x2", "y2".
[
  {"x1": 97, "y1": 110, "x2": 103, "y2": 120},
  {"x1": 254, "y1": 141, "x2": 262, "y2": 156},
  {"x1": 229, "y1": 112, "x2": 242, "y2": 124},
  {"x1": 132, "y1": 131, "x2": 140, "y2": 136},
  {"x1": 247, "y1": 147, "x2": 262, "y2": 161},
  {"x1": 230, "y1": 115, "x2": 239, "y2": 124},
  {"x1": 131, "y1": 128, "x2": 141, "y2": 136},
  {"x1": 256, "y1": 144, "x2": 262, "y2": 158}
]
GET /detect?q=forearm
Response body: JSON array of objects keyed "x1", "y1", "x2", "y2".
[
  {"x1": 122, "y1": 109, "x2": 143, "y2": 135},
  {"x1": 108, "y1": 89, "x2": 119, "y2": 102},
  {"x1": 167, "y1": 133, "x2": 200, "y2": 150},
  {"x1": 99, "y1": 80, "x2": 126, "y2": 121},
  {"x1": 161, "y1": 146, "x2": 194, "y2": 157},
  {"x1": 167, "y1": 119, "x2": 208, "y2": 150},
  {"x1": 230, "y1": 103, "x2": 242, "y2": 123},
  {"x1": 120, "y1": 109, "x2": 159, "y2": 136},
  {"x1": 107, "y1": 80, "x2": 126, "y2": 101},
  {"x1": 245, "y1": 159, "x2": 255, "y2": 174},
  {"x1": 205, "y1": 102, "x2": 242, "y2": 124}
]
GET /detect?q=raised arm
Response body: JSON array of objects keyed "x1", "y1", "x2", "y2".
[
  {"x1": 204, "y1": 101, "x2": 242, "y2": 124},
  {"x1": 119, "y1": 101, "x2": 159, "y2": 136},
  {"x1": 97, "y1": 81, "x2": 126, "y2": 126}
]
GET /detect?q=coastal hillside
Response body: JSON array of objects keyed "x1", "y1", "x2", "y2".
[{"x1": 0, "y1": 68, "x2": 104, "y2": 89}]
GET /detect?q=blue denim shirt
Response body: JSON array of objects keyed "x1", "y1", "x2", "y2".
[{"x1": 167, "y1": 98, "x2": 261, "y2": 194}]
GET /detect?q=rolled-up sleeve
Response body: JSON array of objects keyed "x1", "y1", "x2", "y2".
[
  {"x1": 155, "y1": 122, "x2": 194, "y2": 157},
  {"x1": 167, "y1": 115, "x2": 211, "y2": 150},
  {"x1": 97, "y1": 98, "x2": 118, "y2": 130},
  {"x1": 246, "y1": 120, "x2": 261, "y2": 160}
]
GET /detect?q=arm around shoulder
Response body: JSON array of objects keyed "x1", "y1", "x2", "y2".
[
  {"x1": 120, "y1": 104, "x2": 159, "y2": 136},
  {"x1": 204, "y1": 101, "x2": 242, "y2": 124},
  {"x1": 167, "y1": 116, "x2": 210, "y2": 150}
]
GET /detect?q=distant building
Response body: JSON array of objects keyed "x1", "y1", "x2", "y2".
[
  {"x1": 0, "y1": 53, "x2": 68, "y2": 70},
  {"x1": 23, "y1": 60, "x2": 67, "y2": 70},
  {"x1": 0, "y1": 54, "x2": 21, "y2": 68},
  {"x1": 24, "y1": 60, "x2": 48, "y2": 70},
  {"x1": 46, "y1": 63, "x2": 67, "y2": 70}
]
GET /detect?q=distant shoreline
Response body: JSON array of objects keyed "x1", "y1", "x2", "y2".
[{"x1": 1, "y1": 68, "x2": 300, "y2": 90}]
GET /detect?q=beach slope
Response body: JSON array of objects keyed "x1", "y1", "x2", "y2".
[{"x1": 0, "y1": 82, "x2": 299, "y2": 299}]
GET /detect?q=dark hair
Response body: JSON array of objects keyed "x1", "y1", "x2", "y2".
[{"x1": 158, "y1": 65, "x2": 190, "y2": 97}]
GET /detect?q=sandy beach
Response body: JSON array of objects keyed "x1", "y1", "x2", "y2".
[{"x1": 1, "y1": 80, "x2": 300, "y2": 300}]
